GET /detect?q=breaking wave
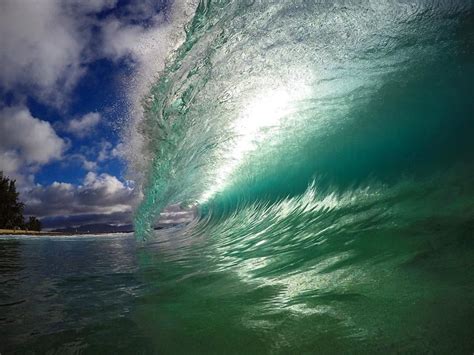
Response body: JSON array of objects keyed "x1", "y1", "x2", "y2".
[{"x1": 130, "y1": 1, "x2": 474, "y2": 351}]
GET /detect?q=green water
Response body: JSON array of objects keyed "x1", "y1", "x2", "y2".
[
  {"x1": 135, "y1": 0, "x2": 474, "y2": 234},
  {"x1": 1, "y1": 203, "x2": 473, "y2": 353},
  {"x1": 131, "y1": 0, "x2": 474, "y2": 352},
  {"x1": 2, "y1": 0, "x2": 474, "y2": 353}
]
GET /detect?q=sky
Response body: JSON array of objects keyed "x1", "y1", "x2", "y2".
[{"x1": 0, "y1": 0, "x2": 197, "y2": 229}]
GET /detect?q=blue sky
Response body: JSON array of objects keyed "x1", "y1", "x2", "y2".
[
  {"x1": 30, "y1": 59, "x2": 126, "y2": 186},
  {"x1": 0, "y1": 0, "x2": 196, "y2": 228}
]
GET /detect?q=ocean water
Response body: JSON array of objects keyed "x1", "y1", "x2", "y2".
[
  {"x1": 2, "y1": 0, "x2": 474, "y2": 353},
  {"x1": 126, "y1": 1, "x2": 473, "y2": 351},
  {"x1": 1, "y1": 219, "x2": 473, "y2": 353}
]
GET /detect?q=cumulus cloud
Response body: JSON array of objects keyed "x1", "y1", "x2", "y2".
[
  {"x1": 0, "y1": 0, "x2": 85, "y2": 106},
  {"x1": 90, "y1": 140, "x2": 125, "y2": 162},
  {"x1": 0, "y1": 0, "x2": 199, "y2": 171},
  {"x1": 0, "y1": 151, "x2": 22, "y2": 177},
  {"x1": 0, "y1": 106, "x2": 66, "y2": 180},
  {"x1": 24, "y1": 172, "x2": 139, "y2": 221},
  {"x1": 0, "y1": 0, "x2": 124, "y2": 106},
  {"x1": 66, "y1": 112, "x2": 101, "y2": 138},
  {"x1": 95, "y1": 140, "x2": 113, "y2": 162},
  {"x1": 22, "y1": 172, "x2": 197, "y2": 229},
  {"x1": 0, "y1": 0, "x2": 197, "y2": 108},
  {"x1": 0, "y1": 0, "x2": 200, "y2": 227},
  {"x1": 68, "y1": 153, "x2": 98, "y2": 171}
]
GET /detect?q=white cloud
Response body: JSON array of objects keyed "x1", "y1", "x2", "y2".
[
  {"x1": 0, "y1": 151, "x2": 21, "y2": 177},
  {"x1": 66, "y1": 112, "x2": 101, "y2": 138},
  {"x1": 83, "y1": 160, "x2": 98, "y2": 171},
  {"x1": 0, "y1": 0, "x2": 118, "y2": 107},
  {"x1": 24, "y1": 172, "x2": 138, "y2": 219},
  {"x1": 0, "y1": 0, "x2": 83, "y2": 106},
  {"x1": 83, "y1": 172, "x2": 125, "y2": 195},
  {"x1": 0, "y1": 0, "x2": 200, "y2": 221},
  {"x1": 68, "y1": 153, "x2": 98, "y2": 171},
  {"x1": 0, "y1": 0, "x2": 198, "y2": 108},
  {"x1": 101, "y1": 19, "x2": 149, "y2": 60},
  {"x1": 96, "y1": 140, "x2": 114, "y2": 162},
  {"x1": 0, "y1": 0, "x2": 199, "y2": 188},
  {"x1": 111, "y1": 142, "x2": 126, "y2": 159},
  {"x1": 0, "y1": 106, "x2": 66, "y2": 180},
  {"x1": 22, "y1": 173, "x2": 195, "y2": 228}
]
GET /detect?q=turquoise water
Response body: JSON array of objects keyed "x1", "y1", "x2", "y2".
[
  {"x1": 135, "y1": 0, "x2": 474, "y2": 236},
  {"x1": 2, "y1": 0, "x2": 474, "y2": 353}
]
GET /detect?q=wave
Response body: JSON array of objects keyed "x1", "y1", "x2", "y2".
[
  {"x1": 133, "y1": 0, "x2": 473, "y2": 237},
  {"x1": 127, "y1": 1, "x2": 474, "y2": 350}
]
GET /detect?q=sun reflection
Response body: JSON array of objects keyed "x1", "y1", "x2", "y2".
[{"x1": 199, "y1": 83, "x2": 309, "y2": 202}]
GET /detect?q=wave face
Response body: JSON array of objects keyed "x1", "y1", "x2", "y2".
[
  {"x1": 132, "y1": 1, "x2": 474, "y2": 351},
  {"x1": 135, "y1": 0, "x2": 473, "y2": 232}
]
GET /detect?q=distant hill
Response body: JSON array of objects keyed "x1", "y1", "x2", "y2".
[{"x1": 52, "y1": 223, "x2": 133, "y2": 234}]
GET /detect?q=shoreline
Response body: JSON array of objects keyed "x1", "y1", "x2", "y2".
[{"x1": 0, "y1": 229, "x2": 59, "y2": 235}]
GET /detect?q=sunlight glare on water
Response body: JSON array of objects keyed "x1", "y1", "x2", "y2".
[{"x1": 199, "y1": 82, "x2": 310, "y2": 202}]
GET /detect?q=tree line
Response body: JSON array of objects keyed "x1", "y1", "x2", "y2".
[{"x1": 0, "y1": 171, "x2": 41, "y2": 231}]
